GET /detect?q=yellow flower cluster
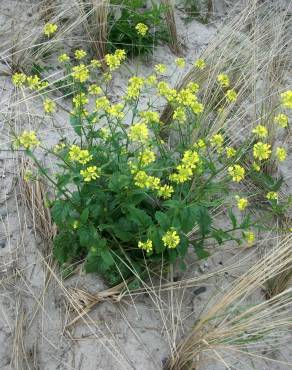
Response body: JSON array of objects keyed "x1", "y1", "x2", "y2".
[
  {"x1": 217, "y1": 73, "x2": 230, "y2": 88},
  {"x1": 175, "y1": 58, "x2": 186, "y2": 68},
  {"x1": 244, "y1": 231, "x2": 255, "y2": 246},
  {"x1": 90, "y1": 59, "x2": 102, "y2": 68},
  {"x1": 176, "y1": 85, "x2": 203, "y2": 114},
  {"x1": 140, "y1": 111, "x2": 160, "y2": 124},
  {"x1": 138, "y1": 149, "x2": 156, "y2": 166},
  {"x1": 194, "y1": 59, "x2": 206, "y2": 70},
  {"x1": 210, "y1": 133, "x2": 224, "y2": 152},
  {"x1": 266, "y1": 191, "x2": 278, "y2": 200},
  {"x1": 226, "y1": 146, "x2": 236, "y2": 158},
  {"x1": 126, "y1": 76, "x2": 145, "y2": 100},
  {"x1": 135, "y1": 23, "x2": 149, "y2": 36},
  {"x1": 43, "y1": 23, "x2": 57, "y2": 37},
  {"x1": 225, "y1": 89, "x2": 237, "y2": 102},
  {"x1": 274, "y1": 113, "x2": 288, "y2": 128},
  {"x1": 162, "y1": 229, "x2": 180, "y2": 249},
  {"x1": 134, "y1": 170, "x2": 160, "y2": 190},
  {"x1": 75, "y1": 49, "x2": 87, "y2": 60},
  {"x1": 43, "y1": 98, "x2": 56, "y2": 113},
  {"x1": 105, "y1": 49, "x2": 126, "y2": 71},
  {"x1": 228, "y1": 165, "x2": 245, "y2": 182},
  {"x1": 12, "y1": 72, "x2": 26, "y2": 87},
  {"x1": 95, "y1": 96, "x2": 110, "y2": 111},
  {"x1": 252, "y1": 125, "x2": 268, "y2": 138},
  {"x1": 73, "y1": 93, "x2": 88, "y2": 108},
  {"x1": 72, "y1": 64, "x2": 89, "y2": 83},
  {"x1": 106, "y1": 103, "x2": 124, "y2": 119},
  {"x1": 129, "y1": 122, "x2": 149, "y2": 142},
  {"x1": 58, "y1": 53, "x2": 70, "y2": 63},
  {"x1": 157, "y1": 184, "x2": 174, "y2": 199},
  {"x1": 138, "y1": 239, "x2": 153, "y2": 253},
  {"x1": 157, "y1": 82, "x2": 177, "y2": 102},
  {"x1": 16, "y1": 130, "x2": 40, "y2": 149},
  {"x1": 281, "y1": 90, "x2": 292, "y2": 109},
  {"x1": 173, "y1": 107, "x2": 186, "y2": 123},
  {"x1": 69, "y1": 145, "x2": 92, "y2": 164},
  {"x1": 276, "y1": 147, "x2": 287, "y2": 161},
  {"x1": 235, "y1": 196, "x2": 248, "y2": 211},
  {"x1": 154, "y1": 64, "x2": 167, "y2": 74},
  {"x1": 253, "y1": 142, "x2": 271, "y2": 161},
  {"x1": 170, "y1": 150, "x2": 200, "y2": 183},
  {"x1": 88, "y1": 84, "x2": 102, "y2": 95},
  {"x1": 80, "y1": 166, "x2": 100, "y2": 182}
]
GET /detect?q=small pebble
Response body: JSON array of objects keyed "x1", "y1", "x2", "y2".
[{"x1": 193, "y1": 286, "x2": 207, "y2": 296}]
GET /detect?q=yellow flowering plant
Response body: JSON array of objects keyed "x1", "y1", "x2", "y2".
[{"x1": 14, "y1": 52, "x2": 289, "y2": 286}]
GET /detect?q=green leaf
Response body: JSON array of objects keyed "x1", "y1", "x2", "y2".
[
  {"x1": 192, "y1": 241, "x2": 210, "y2": 259},
  {"x1": 155, "y1": 211, "x2": 170, "y2": 230},
  {"x1": 70, "y1": 114, "x2": 82, "y2": 136},
  {"x1": 228, "y1": 209, "x2": 237, "y2": 229},
  {"x1": 127, "y1": 206, "x2": 152, "y2": 228},
  {"x1": 51, "y1": 201, "x2": 72, "y2": 225},
  {"x1": 80, "y1": 207, "x2": 89, "y2": 223}
]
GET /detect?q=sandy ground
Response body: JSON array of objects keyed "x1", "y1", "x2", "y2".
[{"x1": 0, "y1": 0, "x2": 292, "y2": 369}]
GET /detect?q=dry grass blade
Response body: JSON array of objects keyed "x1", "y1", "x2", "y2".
[
  {"x1": 19, "y1": 157, "x2": 56, "y2": 245},
  {"x1": 164, "y1": 235, "x2": 292, "y2": 370},
  {"x1": 91, "y1": 0, "x2": 109, "y2": 64},
  {"x1": 161, "y1": 0, "x2": 181, "y2": 55}
]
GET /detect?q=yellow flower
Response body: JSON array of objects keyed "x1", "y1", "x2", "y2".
[
  {"x1": 276, "y1": 147, "x2": 287, "y2": 161},
  {"x1": 194, "y1": 58, "x2": 206, "y2": 70},
  {"x1": 138, "y1": 239, "x2": 153, "y2": 253},
  {"x1": 170, "y1": 165, "x2": 193, "y2": 184},
  {"x1": 72, "y1": 220, "x2": 79, "y2": 229},
  {"x1": 106, "y1": 103, "x2": 124, "y2": 119},
  {"x1": 72, "y1": 64, "x2": 89, "y2": 82},
  {"x1": 53, "y1": 142, "x2": 66, "y2": 153},
  {"x1": 100, "y1": 127, "x2": 110, "y2": 139},
  {"x1": 80, "y1": 166, "x2": 100, "y2": 182},
  {"x1": 12, "y1": 72, "x2": 26, "y2": 87},
  {"x1": 194, "y1": 139, "x2": 206, "y2": 150},
  {"x1": 69, "y1": 145, "x2": 92, "y2": 164},
  {"x1": 217, "y1": 73, "x2": 230, "y2": 88},
  {"x1": 88, "y1": 84, "x2": 102, "y2": 95},
  {"x1": 210, "y1": 133, "x2": 224, "y2": 151},
  {"x1": 157, "y1": 184, "x2": 174, "y2": 199},
  {"x1": 186, "y1": 82, "x2": 200, "y2": 93},
  {"x1": 43, "y1": 98, "x2": 56, "y2": 114},
  {"x1": 175, "y1": 58, "x2": 186, "y2": 68},
  {"x1": 253, "y1": 142, "x2": 271, "y2": 161},
  {"x1": 135, "y1": 23, "x2": 149, "y2": 36},
  {"x1": 236, "y1": 196, "x2": 248, "y2": 211},
  {"x1": 73, "y1": 93, "x2": 88, "y2": 107},
  {"x1": 154, "y1": 64, "x2": 167, "y2": 74},
  {"x1": 228, "y1": 165, "x2": 245, "y2": 182},
  {"x1": 43, "y1": 23, "x2": 57, "y2": 37},
  {"x1": 138, "y1": 149, "x2": 156, "y2": 166},
  {"x1": 181, "y1": 150, "x2": 200, "y2": 169},
  {"x1": 26, "y1": 75, "x2": 41, "y2": 90},
  {"x1": 146, "y1": 75, "x2": 157, "y2": 86},
  {"x1": 95, "y1": 96, "x2": 110, "y2": 110},
  {"x1": 90, "y1": 59, "x2": 102, "y2": 68},
  {"x1": 244, "y1": 231, "x2": 255, "y2": 246},
  {"x1": 16, "y1": 130, "x2": 40, "y2": 149},
  {"x1": 23, "y1": 170, "x2": 34, "y2": 182},
  {"x1": 162, "y1": 229, "x2": 180, "y2": 249},
  {"x1": 266, "y1": 191, "x2": 278, "y2": 200},
  {"x1": 140, "y1": 111, "x2": 160, "y2": 124},
  {"x1": 252, "y1": 125, "x2": 268, "y2": 138},
  {"x1": 126, "y1": 76, "x2": 145, "y2": 100},
  {"x1": 226, "y1": 147, "x2": 236, "y2": 158},
  {"x1": 280, "y1": 90, "x2": 292, "y2": 109},
  {"x1": 225, "y1": 89, "x2": 237, "y2": 102},
  {"x1": 134, "y1": 171, "x2": 160, "y2": 190},
  {"x1": 74, "y1": 49, "x2": 87, "y2": 60},
  {"x1": 274, "y1": 113, "x2": 288, "y2": 128},
  {"x1": 129, "y1": 122, "x2": 149, "y2": 142},
  {"x1": 173, "y1": 107, "x2": 186, "y2": 123},
  {"x1": 157, "y1": 82, "x2": 177, "y2": 102},
  {"x1": 252, "y1": 162, "x2": 261, "y2": 172},
  {"x1": 105, "y1": 49, "x2": 126, "y2": 71},
  {"x1": 58, "y1": 53, "x2": 70, "y2": 63}
]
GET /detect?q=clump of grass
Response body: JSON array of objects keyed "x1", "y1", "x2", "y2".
[{"x1": 164, "y1": 235, "x2": 292, "y2": 369}]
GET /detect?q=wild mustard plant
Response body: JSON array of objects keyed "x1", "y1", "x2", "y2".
[{"x1": 12, "y1": 53, "x2": 290, "y2": 285}]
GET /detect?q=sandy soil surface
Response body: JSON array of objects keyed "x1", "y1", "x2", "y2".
[{"x1": 0, "y1": 1, "x2": 292, "y2": 369}]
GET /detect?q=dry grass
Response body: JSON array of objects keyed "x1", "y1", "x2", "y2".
[{"x1": 161, "y1": 0, "x2": 181, "y2": 55}]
